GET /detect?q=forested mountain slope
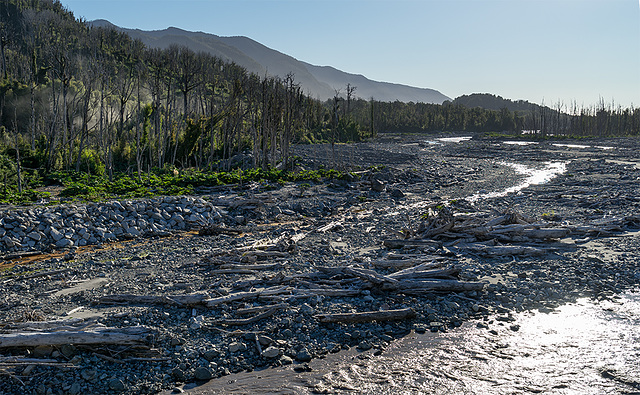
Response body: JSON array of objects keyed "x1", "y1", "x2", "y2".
[{"x1": 91, "y1": 20, "x2": 451, "y2": 103}]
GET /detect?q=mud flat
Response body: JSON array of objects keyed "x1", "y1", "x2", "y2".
[{"x1": 1, "y1": 134, "x2": 639, "y2": 394}]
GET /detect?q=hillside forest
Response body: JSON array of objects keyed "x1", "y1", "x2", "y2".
[{"x1": 1, "y1": 0, "x2": 639, "y2": 203}]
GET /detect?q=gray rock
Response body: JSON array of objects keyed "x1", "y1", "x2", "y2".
[
  {"x1": 108, "y1": 378, "x2": 125, "y2": 392},
  {"x1": 389, "y1": 188, "x2": 405, "y2": 198},
  {"x1": 261, "y1": 346, "x2": 282, "y2": 358},
  {"x1": 27, "y1": 231, "x2": 42, "y2": 241},
  {"x1": 55, "y1": 238, "x2": 73, "y2": 248},
  {"x1": 69, "y1": 382, "x2": 82, "y2": 395},
  {"x1": 228, "y1": 342, "x2": 245, "y2": 353},
  {"x1": 81, "y1": 369, "x2": 97, "y2": 381},
  {"x1": 194, "y1": 366, "x2": 213, "y2": 381},
  {"x1": 49, "y1": 227, "x2": 64, "y2": 241},
  {"x1": 295, "y1": 349, "x2": 312, "y2": 362},
  {"x1": 371, "y1": 178, "x2": 386, "y2": 192}
]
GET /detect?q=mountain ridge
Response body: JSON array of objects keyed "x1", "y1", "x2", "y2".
[{"x1": 89, "y1": 19, "x2": 450, "y2": 104}]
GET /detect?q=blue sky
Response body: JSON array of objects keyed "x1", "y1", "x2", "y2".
[{"x1": 61, "y1": 0, "x2": 639, "y2": 108}]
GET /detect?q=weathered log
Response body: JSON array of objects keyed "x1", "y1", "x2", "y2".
[
  {"x1": 521, "y1": 228, "x2": 571, "y2": 239},
  {"x1": 372, "y1": 259, "x2": 444, "y2": 270},
  {"x1": 0, "y1": 326, "x2": 153, "y2": 348},
  {"x1": 342, "y1": 267, "x2": 399, "y2": 287},
  {"x1": 1, "y1": 317, "x2": 98, "y2": 331},
  {"x1": 483, "y1": 245, "x2": 550, "y2": 257},
  {"x1": 317, "y1": 221, "x2": 344, "y2": 233},
  {"x1": 291, "y1": 288, "x2": 362, "y2": 298},
  {"x1": 241, "y1": 250, "x2": 289, "y2": 258},
  {"x1": 216, "y1": 308, "x2": 278, "y2": 326},
  {"x1": 198, "y1": 226, "x2": 243, "y2": 236},
  {"x1": 98, "y1": 293, "x2": 209, "y2": 306},
  {"x1": 392, "y1": 279, "x2": 485, "y2": 294},
  {"x1": 383, "y1": 239, "x2": 442, "y2": 249},
  {"x1": 217, "y1": 263, "x2": 282, "y2": 270},
  {"x1": 204, "y1": 286, "x2": 289, "y2": 307},
  {"x1": 236, "y1": 303, "x2": 289, "y2": 316},
  {"x1": 388, "y1": 265, "x2": 460, "y2": 281},
  {"x1": 316, "y1": 266, "x2": 398, "y2": 287},
  {"x1": 315, "y1": 308, "x2": 416, "y2": 324}
]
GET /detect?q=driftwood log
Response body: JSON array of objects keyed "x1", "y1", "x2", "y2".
[
  {"x1": 0, "y1": 326, "x2": 153, "y2": 348},
  {"x1": 98, "y1": 293, "x2": 209, "y2": 306}
]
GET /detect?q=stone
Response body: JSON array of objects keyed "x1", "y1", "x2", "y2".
[
  {"x1": 108, "y1": 378, "x2": 125, "y2": 392},
  {"x1": 49, "y1": 226, "x2": 64, "y2": 241},
  {"x1": 194, "y1": 367, "x2": 213, "y2": 380},
  {"x1": 55, "y1": 238, "x2": 73, "y2": 248},
  {"x1": 371, "y1": 178, "x2": 386, "y2": 192},
  {"x1": 27, "y1": 231, "x2": 42, "y2": 241},
  {"x1": 228, "y1": 342, "x2": 245, "y2": 353},
  {"x1": 69, "y1": 382, "x2": 82, "y2": 395},
  {"x1": 357, "y1": 341, "x2": 372, "y2": 351},
  {"x1": 203, "y1": 349, "x2": 219, "y2": 361},
  {"x1": 389, "y1": 188, "x2": 405, "y2": 198},
  {"x1": 295, "y1": 349, "x2": 312, "y2": 362},
  {"x1": 171, "y1": 368, "x2": 186, "y2": 381},
  {"x1": 261, "y1": 346, "x2": 282, "y2": 358},
  {"x1": 81, "y1": 369, "x2": 97, "y2": 381}
]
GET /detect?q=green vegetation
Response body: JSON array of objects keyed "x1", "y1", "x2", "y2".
[{"x1": 3, "y1": 168, "x2": 354, "y2": 203}]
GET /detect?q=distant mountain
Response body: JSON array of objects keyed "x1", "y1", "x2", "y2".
[
  {"x1": 452, "y1": 93, "x2": 538, "y2": 113},
  {"x1": 89, "y1": 20, "x2": 450, "y2": 104}
]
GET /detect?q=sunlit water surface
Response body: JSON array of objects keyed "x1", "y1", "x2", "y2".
[
  {"x1": 465, "y1": 161, "x2": 567, "y2": 202},
  {"x1": 316, "y1": 292, "x2": 640, "y2": 394}
]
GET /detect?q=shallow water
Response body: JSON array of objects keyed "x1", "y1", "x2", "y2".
[
  {"x1": 315, "y1": 292, "x2": 640, "y2": 394},
  {"x1": 184, "y1": 292, "x2": 640, "y2": 394},
  {"x1": 465, "y1": 161, "x2": 567, "y2": 202}
]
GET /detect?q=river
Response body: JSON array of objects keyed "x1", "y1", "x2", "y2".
[{"x1": 174, "y1": 140, "x2": 639, "y2": 394}]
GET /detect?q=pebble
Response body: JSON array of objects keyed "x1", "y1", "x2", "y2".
[{"x1": 262, "y1": 346, "x2": 282, "y2": 358}]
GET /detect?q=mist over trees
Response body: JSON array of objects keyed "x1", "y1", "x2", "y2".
[{"x1": 0, "y1": 0, "x2": 638, "y2": 200}]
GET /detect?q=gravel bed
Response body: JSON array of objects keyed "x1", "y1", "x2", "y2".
[{"x1": 0, "y1": 134, "x2": 638, "y2": 394}]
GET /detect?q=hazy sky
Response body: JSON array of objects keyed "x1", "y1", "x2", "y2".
[{"x1": 60, "y1": 0, "x2": 639, "y2": 108}]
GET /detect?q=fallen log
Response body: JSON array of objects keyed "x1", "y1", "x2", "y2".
[
  {"x1": 315, "y1": 308, "x2": 416, "y2": 324},
  {"x1": 217, "y1": 263, "x2": 282, "y2": 270},
  {"x1": 317, "y1": 221, "x2": 344, "y2": 233},
  {"x1": 216, "y1": 308, "x2": 278, "y2": 326},
  {"x1": 204, "y1": 286, "x2": 290, "y2": 307},
  {"x1": 392, "y1": 279, "x2": 485, "y2": 294},
  {"x1": 236, "y1": 303, "x2": 289, "y2": 316},
  {"x1": 383, "y1": 239, "x2": 442, "y2": 249},
  {"x1": 198, "y1": 226, "x2": 243, "y2": 236},
  {"x1": 98, "y1": 293, "x2": 209, "y2": 306},
  {"x1": 0, "y1": 326, "x2": 153, "y2": 348},
  {"x1": 1, "y1": 317, "x2": 99, "y2": 331},
  {"x1": 388, "y1": 265, "x2": 460, "y2": 281},
  {"x1": 521, "y1": 228, "x2": 571, "y2": 239},
  {"x1": 482, "y1": 245, "x2": 550, "y2": 257},
  {"x1": 290, "y1": 288, "x2": 362, "y2": 298},
  {"x1": 372, "y1": 259, "x2": 444, "y2": 270},
  {"x1": 343, "y1": 267, "x2": 399, "y2": 287}
]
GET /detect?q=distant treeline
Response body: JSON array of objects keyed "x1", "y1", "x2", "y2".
[
  {"x1": 0, "y1": 0, "x2": 638, "y2": 197},
  {"x1": 350, "y1": 94, "x2": 639, "y2": 137}
]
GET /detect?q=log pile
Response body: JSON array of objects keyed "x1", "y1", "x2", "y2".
[{"x1": 386, "y1": 207, "x2": 638, "y2": 257}]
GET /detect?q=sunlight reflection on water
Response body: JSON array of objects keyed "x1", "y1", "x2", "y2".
[
  {"x1": 317, "y1": 292, "x2": 640, "y2": 394},
  {"x1": 465, "y1": 161, "x2": 567, "y2": 202}
]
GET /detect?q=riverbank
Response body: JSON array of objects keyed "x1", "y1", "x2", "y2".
[{"x1": 1, "y1": 134, "x2": 639, "y2": 394}]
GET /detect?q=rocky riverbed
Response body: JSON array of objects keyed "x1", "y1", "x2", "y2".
[{"x1": 1, "y1": 134, "x2": 639, "y2": 394}]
